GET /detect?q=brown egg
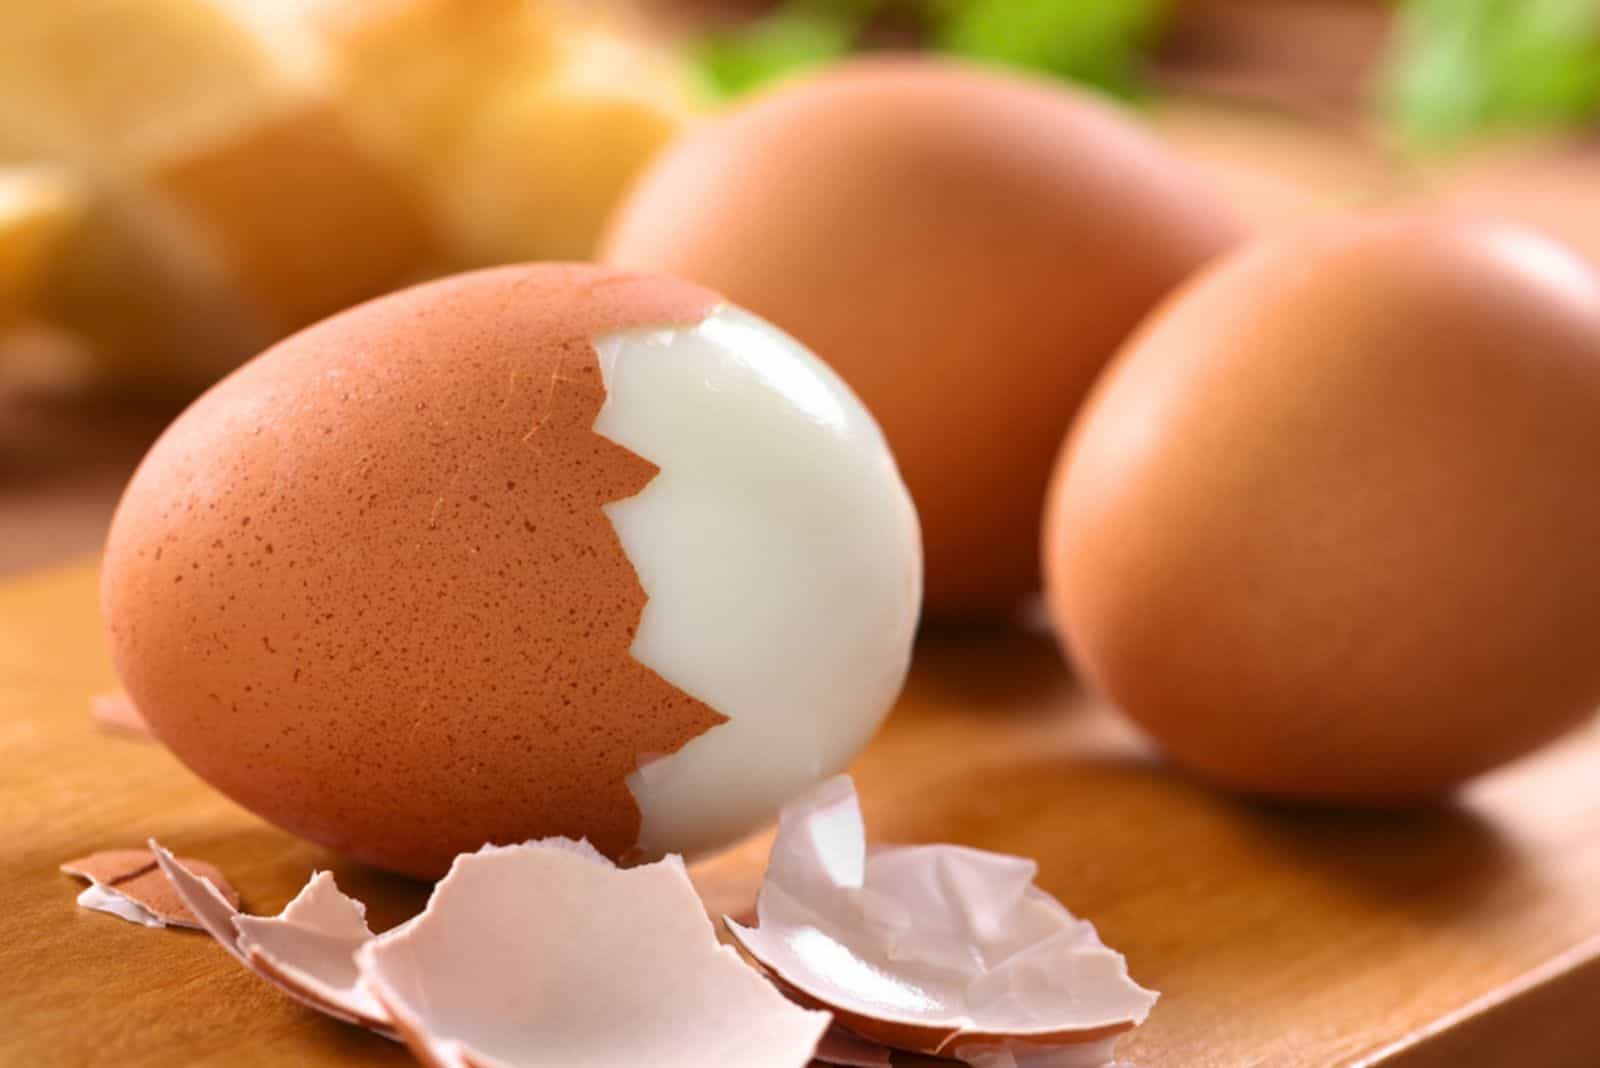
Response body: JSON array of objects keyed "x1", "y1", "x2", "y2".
[
  {"x1": 1432, "y1": 138, "x2": 1600, "y2": 269},
  {"x1": 102, "y1": 264, "x2": 921, "y2": 878},
  {"x1": 1045, "y1": 214, "x2": 1600, "y2": 802},
  {"x1": 602, "y1": 57, "x2": 1242, "y2": 617}
]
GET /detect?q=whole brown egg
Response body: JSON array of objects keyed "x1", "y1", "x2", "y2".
[
  {"x1": 1045, "y1": 214, "x2": 1600, "y2": 802},
  {"x1": 602, "y1": 57, "x2": 1242, "y2": 617}
]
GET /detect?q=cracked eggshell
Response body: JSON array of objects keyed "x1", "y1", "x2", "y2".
[
  {"x1": 727, "y1": 777, "x2": 1156, "y2": 1063},
  {"x1": 356, "y1": 840, "x2": 831, "y2": 1068},
  {"x1": 1045, "y1": 214, "x2": 1600, "y2": 802},
  {"x1": 151, "y1": 841, "x2": 394, "y2": 1032},
  {"x1": 90, "y1": 690, "x2": 151, "y2": 739},
  {"x1": 63, "y1": 847, "x2": 238, "y2": 928},
  {"x1": 602, "y1": 56, "x2": 1242, "y2": 617},
  {"x1": 104, "y1": 263, "x2": 919, "y2": 878},
  {"x1": 232, "y1": 871, "x2": 391, "y2": 1029}
]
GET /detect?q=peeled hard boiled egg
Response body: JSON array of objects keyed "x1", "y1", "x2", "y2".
[
  {"x1": 1045, "y1": 214, "x2": 1600, "y2": 802},
  {"x1": 602, "y1": 57, "x2": 1243, "y2": 617},
  {"x1": 102, "y1": 265, "x2": 921, "y2": 878}
]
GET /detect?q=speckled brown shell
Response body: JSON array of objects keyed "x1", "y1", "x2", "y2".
[
  {"x1": 602, "y1": 56, "x2": 1243, "y2": 617},
  {"x1": 102, "y1": 264, "x2": 726, "y2": 878}
]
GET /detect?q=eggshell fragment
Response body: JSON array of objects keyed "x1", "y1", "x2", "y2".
[
  {"x1": 357, "y1": 839, "x2": 831, "y2": 1068},
  {"x1": 233, "y1": 872, "x2": 392, "y2": 1030},
  {"x1": 150, "y1": 841, "x2": 394, "y2": 1032},
  {"x1": 62, "y1": 848, "x2": 237, "y2": 929},
  {"x1": 726, "y1": 777, "x2": 1156, "y2": 1065},
  {"x1": 89, "y1": 690, "x2": 152, "y2": 740}
]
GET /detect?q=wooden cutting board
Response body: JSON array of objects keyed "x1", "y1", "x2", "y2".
[{"x1": 3, "y1": 560, "x2": 1600, "y2": 1067}]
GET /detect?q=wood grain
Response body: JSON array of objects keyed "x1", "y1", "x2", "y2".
[{"x1": 3, "y1": 561, "x2": 1600, "y2": 1067}]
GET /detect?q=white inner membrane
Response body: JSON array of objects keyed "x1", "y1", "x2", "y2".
[
  {"x1": 593, "y1": 305, "x2": 922, "y2": 857},
  {"x1": 77, "y1": 883, "x2": 164, "y2": 927}
]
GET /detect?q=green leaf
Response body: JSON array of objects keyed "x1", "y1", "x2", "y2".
[
  {"x1": 692, "y1": 4, "x2": 873, "y2": 99},
  {"x1": 1383, "y1": 0, "x2": 1600, "y2": 148},
  {"x1": 931, "y1": 0, "x2": 1168, "y2": 98}
]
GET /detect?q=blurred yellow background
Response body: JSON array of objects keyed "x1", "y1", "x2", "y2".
[{"x1": 3, "y1": 0, "x2": 1597, "y2": 574}]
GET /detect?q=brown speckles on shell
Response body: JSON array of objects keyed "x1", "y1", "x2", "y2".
[{"x1": 102, "y1": 265, "x2": 727, "y2": 878}]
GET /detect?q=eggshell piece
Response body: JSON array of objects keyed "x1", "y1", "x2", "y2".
[
  {"x1": 61, "y1": 849, "x2": 162, "y2": 888},
  {"x1": 104, "y1": 266, "x2": 727, "y2": 878},
  {"x1": 1046, "y1": 214, "x2": 1600, "y2": 801},
  {"x1": 149, "y1": 841, "x2": 395, "y2": 1032},
  {"x1": 234, "y1": 872, "x2": 391, "y2": 1030},
  {"x1": 89, "y1": 690, "x2": 151, "y2": 740},
  {"x1": 74, "y1": 883, "x2": 166, "y2": 928},
  {"x1": 726, "y1": 777, "x2": 1156, "y2": 1063},
  {"x1": 603, "y1": 56, "x2": 1243, "y2": 616},
  {"x1": 355, "y1": 840, "x2": 832, "y2": 1068},
  {"x1": 62, "y1": 847, "x2": 238, "y2": 929}
]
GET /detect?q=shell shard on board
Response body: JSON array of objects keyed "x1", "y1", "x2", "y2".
[
  {"x1": 88, "y1": 691, "x2": 153, "y2": 740},
  {"x1": 355, "y1": 839, "x2": 831, "y2": 1068},
  {"x1": 233, "y1": 871, "x2": 391, "y2": 1028},
  {"x1": 149, "y1": 841, "x2": 395, "y2": 1033},
  {"x1": 148, "y1": 834, "x2": 836, "y2": 1066},
  {"x1": 62, "y1": 847, "x2": 238, "y2": 929},
  {"x1": 726, "y1": 776, "x2": 1157, "y2": 1066}
]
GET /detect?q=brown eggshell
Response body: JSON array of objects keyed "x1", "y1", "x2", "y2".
[
  {"x1": 602, "y1": 56, "x2": 1243, "y2": 617},
  {"x1": 62, "y1": 847, "x2": 240, "y2": 927},
  {"x1": 1045, "y1": 213, "x2": 1600, "y2": 802},
  {"x1": 102, "y1": 265, "x2": 727, "y2": 878}
]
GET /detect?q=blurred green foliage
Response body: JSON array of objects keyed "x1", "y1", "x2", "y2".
[
  {"x1": 1384, "y1": 0, "x2": 1600, "y2": 148},
  {"x1": 695, "y1": 2, "x2": 866, "y2": 98},
  {"x1": 931, "y1": 0, "x2": 1165, "y2": 96},
  {"x1": 696, "y1": 0, "x2": 1600, "y2": 148},
  {"x1": 692, "y1": 0, "x2": 1169, "y2": 99}
]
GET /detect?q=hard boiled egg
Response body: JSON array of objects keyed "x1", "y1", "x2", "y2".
[{"x1": 103, "y1": 265, "x2": 920, "y2": 877}]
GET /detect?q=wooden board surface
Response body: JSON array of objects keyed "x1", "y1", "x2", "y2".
[
  {"x1": 0, "y1": 390, "x2": 185, "y2": 579},
  {"x1": 4, "y1": 561, "x2": 1600, "y2": 1066}
]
